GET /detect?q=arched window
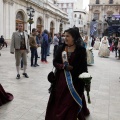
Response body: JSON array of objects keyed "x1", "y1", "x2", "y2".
[
  {"x1": 96, "y1": 0, "x2": 100, "y2": 4},
  {"x1": 16, "y1": 11, "x2": 24, "y2": 21},
  {"x1": 37, "y1": 18, "x2": 42, "y2": 25},
  {"x1": 94, "y1": 10, "x2": 100, "y2": 20},
  {"x1": 79, "y1": 14, "x2": 81, "y2": 19},
  {"x1": 74, "y1": 14, "x2": 77, "y2": 18},
  {"x1": 109, "y1": 0, "x2": 113, "y2": 4},
  {"x1": 16, "y1": 11, "x2": 24, "y2": 31}
]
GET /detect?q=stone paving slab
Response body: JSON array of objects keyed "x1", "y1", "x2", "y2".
[{"x1": 0, "y1": 45, "x2": 120, "y2": 120}]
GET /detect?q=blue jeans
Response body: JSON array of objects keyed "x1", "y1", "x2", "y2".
[
  {"x1": 30, "y1": 47, "x2": 38, "y2": 65},
  {"x1": 41, "y1": 46, "x2": 47, "y2": 61}
]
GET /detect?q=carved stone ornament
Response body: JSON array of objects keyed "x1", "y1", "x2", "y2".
[
  {"x1": 45, "y1": 14, "x2": 49, "y2": 18},
  {"x1": 3, "y1": 0, "x2": 14, "y2": 5}
]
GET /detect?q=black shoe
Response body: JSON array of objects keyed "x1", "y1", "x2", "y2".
[
  {"x1": 35, "y1": 64, "x2": 39, "y2": 66},
  {"x1": 16, "y1": 74, "x2": 20, "y2": 79},
  {"x1": 23, "y1": 73, "x2": 29, "y2": 78},
  {"x1": 37, "y1": 57, "x2": 40, "y2": 58}
]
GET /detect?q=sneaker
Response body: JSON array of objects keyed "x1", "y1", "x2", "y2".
[
  {"x1": 23, "y1": 73, "x2": 29, "y2": 78},
  {"x1": 16, "y1": 74, "x2": 20, "y2": 79},
  {"x1": 45, "y1": 61, "x2": 48, "y2": 63}
]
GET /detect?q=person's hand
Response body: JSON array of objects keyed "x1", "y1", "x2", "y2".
[
  {"x1": 10, "y1": 52, "x2": 14, "y2": 54},
  {"x1": 64, "y1": 65, "x2": 73, "y2": 71}
]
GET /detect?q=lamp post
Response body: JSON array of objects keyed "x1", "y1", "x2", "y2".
[
  {"x1": 26, "y1": 6, "x2": 35, "y2": 34},
  {"x1": 59, "y1": 19, "x2": 63, "y2": 34}
]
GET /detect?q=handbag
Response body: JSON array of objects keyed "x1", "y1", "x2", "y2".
[{"x1": 47, "y1": 67, "x2": 56, "y2": 83}]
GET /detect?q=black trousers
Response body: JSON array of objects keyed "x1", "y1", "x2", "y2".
[
  {"x1": 30, "y1": 47, "x2": 38, "y2": 66},
  {"x1": 118, "y1": 50, "x2": 120, "y2": 58},
  {"x1": 53, "y1": 45, "x2": 58, "y2": 58}
]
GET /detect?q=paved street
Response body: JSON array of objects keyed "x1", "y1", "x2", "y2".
[{"x1": 0, "y1": 45, "x2": 120, "y2": 120}]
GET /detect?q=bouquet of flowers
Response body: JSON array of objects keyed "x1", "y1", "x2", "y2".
[
  {"x1": 88, "y1": 47, "x2": 93, "y2": 51},
  {"x1": 79, "y1": 72, "x2": 92, "y2": 104}
]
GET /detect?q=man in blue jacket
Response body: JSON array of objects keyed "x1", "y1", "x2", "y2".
[{"x1": 41, "y1": 30, "x2": 48, "y2": 63}]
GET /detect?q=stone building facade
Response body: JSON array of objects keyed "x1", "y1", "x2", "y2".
[
  {"x1": 73, "y1": 10, "x2": 88, "y2": 36},
  {"x1": 56, "y1": 0, "x2": 88, "y2": 30},
  {"x1": 88, "y1": 0, "x2": 120, "y2": 37},
  {"x1": 0, "y1": 0, "x2": 68, "y2": 40}
]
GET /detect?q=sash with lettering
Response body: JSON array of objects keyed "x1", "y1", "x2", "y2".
[{"x1": 62, "y1": 51, "x2": 82, "y2": 112}]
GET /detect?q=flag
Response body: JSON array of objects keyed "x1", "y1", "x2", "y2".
[{"x1": 90, "y1": 19, "x2": 97, "y2": 36}]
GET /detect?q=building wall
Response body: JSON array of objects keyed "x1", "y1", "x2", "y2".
[
  {"x1": 57, "y1": 0, "x2": 85, "y2": 28},
  {"x1": 0, "y1": 0, "x2": 68, "y2": 40},
  {"x1": 88, "y1": 0, "x2": 120, "y2": 37}
]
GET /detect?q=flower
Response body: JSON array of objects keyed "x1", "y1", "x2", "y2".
[
  {"x1": 88, "y1": 47, "x2": 93, "y2": 51},
  {"x1": 79, "y1": 72, "x2": 92, "y2": 104},
  {"x1": 27, "y1": 19, "x2": 34, "y2": 24},
  {"x1": 79, "y1": 72, "x2": 91, "y2": 78}
]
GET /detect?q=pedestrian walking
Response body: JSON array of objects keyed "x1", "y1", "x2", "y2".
[
  {"x1": 53, "y1": 34, "x2": 59, "y2": 58},
  {"x1": 10, "y1": 23, "x2": 29, "y2": 79},
  {"x1": 29, "y1": 28, "x2": 39, "y2": 67},
  {"x1": 41, "y1": 30, "x2": 49, "y2": 63},
  {"x1": 98, "y1": 36, "x2": 110, "y2": 57},
  {"x1": 45, "y1": 28, "x2": 90, "y2": 120},
  {"x1": 117, "y1": 38, "x2": 120, "y2": 60}
]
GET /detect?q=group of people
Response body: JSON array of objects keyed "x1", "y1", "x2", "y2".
[
  {"x1": 109, "y1": 36, "x2": 120, "y2": 60},
  {"x1": 1, "y1": 23, "x2": 120, "y2": 120},
  {"x1": 0, "y1": 35, "x2": 7, "y2": 49},
  {"x1": 92, "y1": 36, "x2": 120, "y2": 59}
]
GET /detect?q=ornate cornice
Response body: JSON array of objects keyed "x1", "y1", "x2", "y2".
[{"x1": 3, "y1": 0, "x2": 14, "y2": 6}]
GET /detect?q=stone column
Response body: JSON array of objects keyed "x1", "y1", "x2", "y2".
[
  {"x1": 3, "y1": 0, "x2": 14, "y2": 40},
  {"x1": 0, "y1": 0, "x2": 3, "y2": 36},
  {"x1": 102, "y1": 4, "x2": 105, "y2": 37}
]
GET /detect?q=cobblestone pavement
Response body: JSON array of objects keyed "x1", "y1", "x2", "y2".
[{"x1": 0, "y1": 45, "x2": 120, "y2": 120}]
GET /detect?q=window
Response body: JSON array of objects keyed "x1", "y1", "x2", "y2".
[
  {"x1": 109, "y1": 0, "x2": 113, "y2": 4},
  {"x1": 94, "y1": 13, "x2": 99, "y2": 20},
  {"x1": 96, "y1": 0, "x2": 100, "y2": 4},
  {"x1": 79, "y1": 20, "x2": 80, "y2": 24},
  {"x1": 74, "y1": 14, "x2": 77, "y2": 18},
  {"x1": 79, "y1": 14, "x2": 81, "y2": 19}
]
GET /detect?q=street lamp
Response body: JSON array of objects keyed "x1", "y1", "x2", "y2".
[
  {"x1": 59, "y1": 19, "x2": 63, "y2": 34},
  {"x1": 26, "y1": 6, "x2": 35, "y2": 34}
]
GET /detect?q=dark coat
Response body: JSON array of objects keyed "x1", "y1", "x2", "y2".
[
  {"x1": 45, "y1": 44, "x2": 89, "y2": 120},
  {"x1": 53, "y1": 44, "x2": 88, "y2": 79}
]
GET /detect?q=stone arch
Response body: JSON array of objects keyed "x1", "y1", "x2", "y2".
[
  {"x1": 50, "y1": 21, "x2": 55, "y2": 38},
  {"x1": 37, "y1": 17, "x2": 44, "y2": 34},
  {"x1": 15, "y1": 10, "x2": 27, "y2": 31}
]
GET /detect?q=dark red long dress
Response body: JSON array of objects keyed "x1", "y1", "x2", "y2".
[
  {"x1": 45, "y1": 49, "x2": 90, "y2": 120},
  {"x1": 0, "y1": 84, "x2": 14, "y2": 106}
]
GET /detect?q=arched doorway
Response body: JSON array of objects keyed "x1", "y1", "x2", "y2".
[
  {"x1": 59, "y1": 23, "x2": 63, "y2": 34},
  {"x1": 37, "y1": 17, "x2": 43, "y2": 34},
  {"x1": 16, "y1": 11, "x2": 25, "y2": 31},
  {"x1": 50, "y1": 21, "x2": 54, "y2": 38}
]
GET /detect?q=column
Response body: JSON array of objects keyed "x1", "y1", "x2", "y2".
[{"x1": 0, "y1": 0, "x2": 3, "y2": 36}]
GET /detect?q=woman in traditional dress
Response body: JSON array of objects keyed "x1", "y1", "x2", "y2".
[
  {"x1": 84, "y1": 35, "x2": 94, "y2": 65},
  {"x1": 98, "y1": 36, "x2": 110, "y2": 57},
  {"x1": 0, "y1": 84, "x2": 14, "y2": 106},
  {"x1": 45, "y1": 28, "x2": 90, "y2": 120},
  {"x1": 94, "y1": 37, "x2": 100, "y2": 50}
]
